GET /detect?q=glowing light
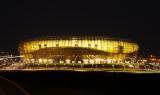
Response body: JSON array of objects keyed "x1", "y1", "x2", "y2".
[
  {"x1": 20, "y1": 39, "x2": 139, "y2": 55},
  {"x1": 65, "y1": 59, "x2": 71, "y2": 63},
  {"x1": 19, "y1": 37, "x2": 139, "y2": 64},
  {"x1": 95, "y1": 59, "x2": 101, "y2": 63},
  {"x1": 43, "y1": 59, "x2": 48, "y2": 64},
  {"x1": 72, "y1": 61, "x2": 75, "y2": 63},
  {"x1": 38, "y1": 58, "x2": 42, "y2": 64},
  {"x1": 128, "y1": 64, "x2": 134, "y2": 68},
  {"x1": 107, "y1": 59, "x2": 112, "y2": 63},
  {"x1": 78, "y1": 61, "x2": 82, "y2": 64},
  {"x1": 89, "y1": 60, "x2": 94, "y2": 64},
  {"x1": 60, "y1": 61, "x2": 64, "y2": 63},
  {"x1": 83, "y1": 59, "x2": 89, "y2": 64}
]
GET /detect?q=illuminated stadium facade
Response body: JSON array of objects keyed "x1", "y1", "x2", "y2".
[{"x1": 19, "y1": 36, "x2": 139, "y2": 64}]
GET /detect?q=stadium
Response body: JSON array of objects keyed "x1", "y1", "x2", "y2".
[{"x1": 18, "y1": 36, "x2": 139, "y2": 65}]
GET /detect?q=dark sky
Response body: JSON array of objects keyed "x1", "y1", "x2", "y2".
[{"x1": 0, "y1": 0, "x2": 159, "y2": 56}]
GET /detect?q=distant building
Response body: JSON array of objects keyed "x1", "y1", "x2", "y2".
[{"x1": 19, "y1": 36, "x2": 139, "y2": 64}]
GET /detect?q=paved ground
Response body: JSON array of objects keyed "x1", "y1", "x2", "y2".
[
  {"x1": 1, "y1": 62, "x2": 160, "y2": 73},
  {"x1": 0, "y1": 71, "x2": 160, "y2": 95}
]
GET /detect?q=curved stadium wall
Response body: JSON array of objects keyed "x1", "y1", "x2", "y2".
[{"x1": 19, "y1": 36, "x2": 139, "y2": 64}]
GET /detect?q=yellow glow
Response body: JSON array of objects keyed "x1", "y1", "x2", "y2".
[
  {"x1": 20, "y1": 39, "x2": 139, "y2": 54},
  {"x1": 66, "y1": 59, "x2": 71, "y2": 63},
  {"x1": 19, "y1": 37, "x2": 139, "y2": 62},
  {"x1": 83, "y1": 59, "x2": 89, "y2": 64},
  {"x1": 107, "y1": 59, "x2": 112, "y2": 63}
]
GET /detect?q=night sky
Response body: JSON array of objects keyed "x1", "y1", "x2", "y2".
[{"x1": 0, "y1": 0, "x2": 159, "y2": 56}]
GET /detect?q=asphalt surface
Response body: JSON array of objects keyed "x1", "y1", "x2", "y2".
[{"x1": 0, "y1": 71, "x2": 160, "y2": 95}]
